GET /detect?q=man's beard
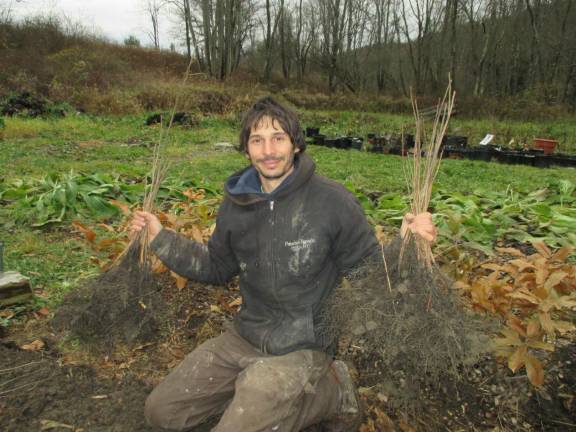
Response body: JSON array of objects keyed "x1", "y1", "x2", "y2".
[{"x1": 254, "y1": 152, "x2": 296, "y2": 180}]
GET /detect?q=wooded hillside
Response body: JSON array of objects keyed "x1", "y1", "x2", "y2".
[
  {"x1": 146, "y1": 0, "x2": 576, "y2": 105},
  {"x1": 1, "y1": 1, "x2": 575, "y2": 117}
]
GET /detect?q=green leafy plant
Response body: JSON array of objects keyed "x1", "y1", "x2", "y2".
[
  {"x1": 0, "y1": 172, "x2": 224, "y2": 227},
  {"x1": 431, "y1": 180, "x2": 576, "y2": 253},
  {"x1": 1, "y1": 171, "x2": 143, "y2": 226}
]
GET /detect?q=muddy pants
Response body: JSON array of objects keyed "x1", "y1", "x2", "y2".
[{"x1": 145, "y1": 325, "x2": 340, "y2": 432}]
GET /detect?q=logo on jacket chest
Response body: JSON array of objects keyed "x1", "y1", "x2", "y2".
[{"x1": 285, "y1": 238, "x2": 316, "y2": 252}]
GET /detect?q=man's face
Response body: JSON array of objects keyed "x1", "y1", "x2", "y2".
[{"x1": 246, "y1": 115, "x2": 299, "y2": 182}]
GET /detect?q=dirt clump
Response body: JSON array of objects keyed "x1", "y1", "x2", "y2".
[
  {"x1": 525, "y1": 340, "x2": 576, "y2": 429},
  {"x1": 145, "y1": 111, "x2": 200, "y2": 128},
  {"x1": 325, "y1": 238, "x2": 490, "y2": 411},
  {"x1": 51, "y1": 243, "x2": 165, "y2": 352},
  {"x1": 0, "y1": 92, "x2": 66, "y2": 118},
  {"x1": 0, "y1": 341, "x2": 154, "y2": 432}
]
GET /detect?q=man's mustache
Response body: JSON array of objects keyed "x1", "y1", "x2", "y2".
[{"x1": 256, "y1": 156, "x2": 285, "y2": 163}]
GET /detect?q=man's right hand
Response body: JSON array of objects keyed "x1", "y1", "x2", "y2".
[{"x1": 129, "y1": 210, "x2": 163, "y2": 242}]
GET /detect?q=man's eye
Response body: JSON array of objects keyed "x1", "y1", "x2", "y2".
[{"x1": 250, "y1": 137, "x2": 262, "y2": 144}]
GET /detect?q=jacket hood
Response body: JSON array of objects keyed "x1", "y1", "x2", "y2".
[{"x1": 224, "y1": 153, "x2": 315, "y2": 206}]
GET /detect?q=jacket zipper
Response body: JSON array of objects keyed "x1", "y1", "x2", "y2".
[{"x1": 261, "y1": 199, "x2": 277, "y2": 354}]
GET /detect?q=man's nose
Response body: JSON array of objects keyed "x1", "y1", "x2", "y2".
[{"x1": 262, "y1": 138, "x2": 276, "y2": 155}]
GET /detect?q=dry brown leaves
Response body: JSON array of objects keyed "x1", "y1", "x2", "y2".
[
  {"x1": 72, "y1": 187, "x2": 218, "y2": 289},
  {"x1": 455, "y1": 241, "x2": 576, "y2": 386}
]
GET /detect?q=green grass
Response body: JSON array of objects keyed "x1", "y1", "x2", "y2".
[
  {"x1": 299, "y1": 110, "x2": 576, "y2": 153},
  {"x1": 3, "y1": 114, "x2": 574, "y2": 190},
  {"x1": 1, "y1": 113, "x2": 575, "y2": 326},
  {"x1": 308, "y1": 146, "x2": 576, "y2": 194},
  {"x1": 2, "y1": 229, "x2": 99, "y2": 307}
]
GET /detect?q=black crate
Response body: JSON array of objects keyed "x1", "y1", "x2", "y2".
[
  {"x1": 313, "y1": 134, "x2": 326, "y2": 145},
  {"x1": 306, "y1": 127, "x2": 320, "y2": 137}
]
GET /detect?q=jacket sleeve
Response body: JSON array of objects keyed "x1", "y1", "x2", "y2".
[
  {"x1": 331, "y1": 190, "x2": 402, "y2": 275},
  {"x1": 149, "y1": 199, "x2": 239, "y2": 285},
  {"x1": 330, "y1": 190, "x2": 380, "y2": 273}
]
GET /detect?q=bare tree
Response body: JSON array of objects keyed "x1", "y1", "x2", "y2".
[
  {"x1": 0, "y1": 0, "x2": 24, "y2": 24},
  {"x1": 370, "y1": 0, "x2": 395, "y2": 92},
  {"x1": 165, "y1": 0, "x2": 204, "y2": 66},
  {"x1": 262, "y1": 0, "x2": 284, "y2": 80},
  {"x1": 294, "y1": 0, "x2": 317, "y2": 80},
  {"x1": 193, "y1": 0, "x2": 256, "y2": 79},
  {"x1": 315, "y1": 0, "x2": 349, "y2": 92},
  {"x1": 146, "y1": 0, "x2": 576, "y2": 101},
  {"x1": 279, "y1": 0, "x2": 290, "y2": 79},
  {"x1": 143, "y1": 0, "x2": 164, "y2": 49},
  {"x1": 399, "y1": 0, "x2": 444, "y2": 92}
]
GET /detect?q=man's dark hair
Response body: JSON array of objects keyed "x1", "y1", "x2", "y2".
[{"x1": 239, "y1": 96, "x2": 306, "y2": 153}]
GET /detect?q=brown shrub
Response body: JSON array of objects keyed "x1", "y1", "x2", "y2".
[
  {"x1": 73, "y1": 88, "x2": 142, "y2": 115},
  {"x1": 0, "y1": 18, "x2": 188, "y2": 100},
  {"x1": 135, "y1": 84, "x2": 177, "y2": 111},
  {"x1": 460, "y1": 94, "x2": 569, "y2": 121},
  {"x1": 135, "y1": 84, "x2": 235, "y2": 114},
  {"x1": 194, "y1": 90, "x2": 233, "y2": 114},
  {"x1": 46, "y1": 46, "x2": 131, "y2": 89},
  {"x1": 281, "y1": 89, "x2": 413, "y2": 114}
]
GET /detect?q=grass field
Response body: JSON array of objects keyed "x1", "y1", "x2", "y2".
[{"x1": 1, "y1": 112, "x2": 575, "y2": 319}]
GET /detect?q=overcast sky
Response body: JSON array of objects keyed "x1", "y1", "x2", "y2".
[{"x1": 12, "y1": 0, "x2": 174, "y2": 48}]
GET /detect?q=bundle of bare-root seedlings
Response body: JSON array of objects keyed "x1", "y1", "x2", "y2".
[
  {"x1": 52, "y1": 65, "x2": 195, "y2": 352},
  {"x1": 52, "y1": 156, "x2": 167, "y2": 351},
  {"x1": 324, "y1": 82, "x2": 490, "y2": 411}
]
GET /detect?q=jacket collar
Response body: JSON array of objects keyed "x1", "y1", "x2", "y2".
[{"x1": 225, "y1": 153, "x2": 315, "y2": 206}]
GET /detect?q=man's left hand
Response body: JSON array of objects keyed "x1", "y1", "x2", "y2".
[{"x1": 400, "y1": 212, "x2": 437, "y2": 243}]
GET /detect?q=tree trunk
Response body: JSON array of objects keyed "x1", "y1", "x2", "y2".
[
  {"x1": 201, "y1": 0, "x2": 213, "y2": 76},
  {"x1": 279, "y1": 0, "x2": 289, "y2": 80},
  {"x1": 449, "y1": 0, "x2": 457, "y2": 88},
  {"x1": 183, "y1": 0, "x2": 192, "y2": 59},
  {"x1": 524, "y1": 0, "x2": 544, "y2": 86},
  {"x1": 264, "y1": 0, "x2": 274, "y2": 80}
]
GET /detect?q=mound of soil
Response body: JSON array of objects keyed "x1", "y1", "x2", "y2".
[
  {"x1": 51, "y1": 244, "x2": 165, "y2": 352},
  {"x1": 1, "y1": 273, "x2": 229, "y2": 432},
  {"x1": 353, "y1": 340, "x2": 576, "y2": 431},
  {"x1": 325, "y1": 238, "x2": 489, "y2": 410},
  {"x1": 2, "y1": 240, "x2": 575, "y2": 431},
  {"x1": 3, "y1": 280, "x2": 576, "y2": 431},
  {"x1": 145, "y1": 112, "x2": 199, "y2": 128},
  {"x1": 0, "y1": 341, "x2": 154, "y2": 432},
  {"x1": 0, "y1": 92, "x2": 65, "y2": 118},
  {"x1": 525, "y1": 340, "x2": 576, "y2": 429}
]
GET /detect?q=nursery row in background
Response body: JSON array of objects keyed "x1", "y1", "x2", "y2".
[{"x1": 305, "y1": 128, "x2": 576, "y2": 168}]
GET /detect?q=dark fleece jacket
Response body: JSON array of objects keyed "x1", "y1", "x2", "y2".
[{"x1": 151, "y1": 153, "x2": 381, "y2": 355}]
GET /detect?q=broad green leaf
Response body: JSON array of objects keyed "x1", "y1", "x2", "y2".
[
  {"x1": 65, "y1": 180, "x2": 78, "y2": 205},
  {"x1": 81, "y1": 193, "x2": 119, "y2": 218}
]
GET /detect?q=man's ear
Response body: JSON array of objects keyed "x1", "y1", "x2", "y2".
[{"x1": 295, "y1": 146, "x2": 300, "y2": 154}]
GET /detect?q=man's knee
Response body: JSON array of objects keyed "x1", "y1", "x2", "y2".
[
  {"x1": 144, "y1": 387, "x2": 171, "y2": 429},
  {"x1": 144, "y1": 347, "x2": 232, "y2": 430},
  {"x1": 147, "y1": 383, "x2": 219, "y2": 431},
  {"x1": 238, "y1": 360, "x2": 306, "y2": 403}
]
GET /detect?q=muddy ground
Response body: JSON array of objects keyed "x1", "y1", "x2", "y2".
[{"x1": 1, "y1": 275, "x2": 575, "y2": 431}]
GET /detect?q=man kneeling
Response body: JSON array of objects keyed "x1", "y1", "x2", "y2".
[{"x1": 130, "y1": 97, "x2": 436, "y2": 431}]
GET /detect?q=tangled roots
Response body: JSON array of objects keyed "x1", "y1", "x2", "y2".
[{"x1": 52, "y1": 243, "x2": 165, "y2": 351}]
